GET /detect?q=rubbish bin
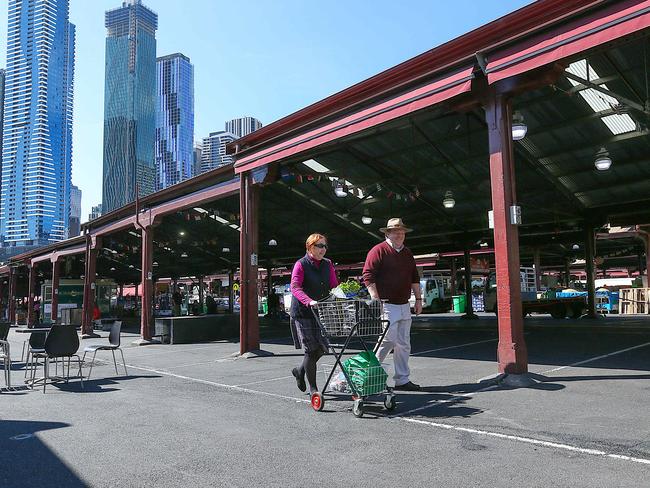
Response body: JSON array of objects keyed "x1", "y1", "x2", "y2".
[{"x1": 452, "y1": 295, "x2": 466, "y2": 313}]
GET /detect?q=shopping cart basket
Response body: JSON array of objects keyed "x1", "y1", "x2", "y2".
[{"x1": 311, "y1": 298, "x2": 396, "y2": 417}]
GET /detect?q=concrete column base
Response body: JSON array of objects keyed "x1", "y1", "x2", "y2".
[
  {"x1": 233, "y1": 349, "x2": 274, "y2": 359},
  {"x1": 131, "y1": 338, "x2": 161, "y2": 346},
  {"x1": 461, "y1": 313, "x2": 480, "y2": 320},
  {"x1": 478, "y1": 372, "x2": 544, "y2": 388}
]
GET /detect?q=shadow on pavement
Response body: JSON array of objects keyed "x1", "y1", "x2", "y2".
[{"x1": 0, "y1": 420, "x2": 87, "y2": 488}]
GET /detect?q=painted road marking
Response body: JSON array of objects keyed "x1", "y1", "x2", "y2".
[
  {"x1": 412, "y1": 337, "x2": 498, "y2": 357},
  {"x1": 398, "y1": 417, "x2": 650, "y2": 466},
  {"x1": 540, "y1": 341, "x2": 650, "y2": 374}
]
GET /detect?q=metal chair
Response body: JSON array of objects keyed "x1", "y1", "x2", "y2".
[
  {"x1": 82, "y1": 321, "x2": 127, "y2": 379},
  {"x1": 30, "y1": 325, "x2": 84, "y2": 392},
  {"x1": 24, "y1": 331, "x2": 47, "y2": 379},
  {"x1": 0, "y1": 322, "x2": 10, "y2": 388}
]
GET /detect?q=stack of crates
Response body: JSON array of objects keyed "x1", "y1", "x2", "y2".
[{"x1": 619, "y1": 288, "x2": 650, "y2": 314}]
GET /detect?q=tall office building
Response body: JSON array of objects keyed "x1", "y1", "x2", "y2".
[
  {"x1": 69, "y1": 184, "x2": 81, "y2": 237},
  {"x1": 0, "y1": 69, "x2": 5, "y2": 195},
  {"x1": 200, "y1": 131, "x2": 237, "y2": 174},
  {"x1": 102, "y1": 0, "x2": 158, "y2": 213},
  {"x1": 192, "y1": 144, "x2": 202, "y2": 178},
  {"x1": 225, "y1": 117, "x2": 262, "y2": 138},
  {"x1": 155, "y1": 53, "x2": 194, "y2": 190},
  {"x1": 1, "y1": 0, "x2": 75, "y2": 254},
  {"x1": 89, "y1": 204, "x2": 103, "y2": 222}
]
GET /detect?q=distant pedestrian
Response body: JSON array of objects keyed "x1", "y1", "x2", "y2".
[
  {"x1": 290, "y1": 233, "x2": 338, "y2": 396},
  {"x1": 363, "y1": 218, "x2": 422, "y2": 391}
]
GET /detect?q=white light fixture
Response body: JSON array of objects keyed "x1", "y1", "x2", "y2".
[
  {"x1": 442, "y1": 190, "x2": 455, "y2": 209},
  {"x1": 572, "y1": 244, "x2": 580, "y2": 250},
  {"x1": 152, "y1": 261, "x2": 159, "y2": 267},
  {"x1": 179, "y1": 231, "x2": 185, "y2": 236},
  {"x1": 479, "y1": 241, "x2": 488, "y2": 248},
  {"x1": 361, "y1": 209, "x2": 372, "y2": 225},
  {"x1": 180, "y1": 252, "x2": 188, "y2": 258},
  {"x1": 110, "y1": 267, "x2": 116, "y2": 271},
  {"x1": 222, "y1": 247, "x2": 230, "y2": 253},
  {"x1": 511, "y1": 111, "x2": 528, "y2": 140},
  {"x1": 594, "y1": 147, "x2": 612, "y2": 171},
  {"x1": 268, "y1": 239, "x2": 277, "y2": 246},
  {"x1": 129, "y1": 264, "x2": 134, "y2": 269},
  {"x1": 333, "y1": 179, "x2": 347, "y2": 198}
]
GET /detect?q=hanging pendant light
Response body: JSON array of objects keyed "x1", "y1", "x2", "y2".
[
  {"x1": 222, "y1": 247, "x2": 230, "y2": 253},
  {"x1": 442, "y1": 190, "x2": 455, "y2": 209},
  {"x1": 361, "y1": 209, "x2": 372, "y2": 225},
  {"x1": 511, "y1": 111, "x2": 528, "y2": 141},
  {"x1": 268, "y1": 239, "x2": 278, "y2": 246},
  {"x1": 594, "y1": 147, "x2": 612, "y2": 171},
  {"x1": 333, "y1": 178, "x2": 347, "y2": 198}
]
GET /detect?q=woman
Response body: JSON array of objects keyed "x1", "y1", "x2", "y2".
[{"x1": 290, "y1": 233, "x2": 338, "y2": 396}]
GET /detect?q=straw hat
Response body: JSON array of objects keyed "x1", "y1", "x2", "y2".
[{"x1": 379, "y1": 218, "x2": 413, "y2": 233}]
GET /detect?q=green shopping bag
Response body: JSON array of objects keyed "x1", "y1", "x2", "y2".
[{"x1": 342, "y1": 351, "x2": 388, "y2": 396}]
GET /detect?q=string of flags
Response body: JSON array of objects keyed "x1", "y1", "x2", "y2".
[{"x1": 280, "y1": 167, "x2": 422, "y2": 202}]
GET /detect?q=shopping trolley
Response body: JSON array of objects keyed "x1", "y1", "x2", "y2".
[{"x1": 311, "y1": 298, "x2": 396, "y2": 417}]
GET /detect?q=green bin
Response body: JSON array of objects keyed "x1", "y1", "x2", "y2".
[{"x1": 452, "y1": 295, "x2": 466, "y2": 313}]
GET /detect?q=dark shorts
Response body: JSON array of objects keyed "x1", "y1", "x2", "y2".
[{"x1": 293, "y1": 316, "x2": 329, "y2": 354}]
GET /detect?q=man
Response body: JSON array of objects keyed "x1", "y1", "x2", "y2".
[{"x1": 362, "y1": 218, "x2": 422, "y2": 391}]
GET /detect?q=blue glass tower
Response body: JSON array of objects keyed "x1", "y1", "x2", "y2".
[
  {"x1": 1, "y1": 0, "x2": 75, "y2": 251},
  {"x1": 155, "y1": 53, "x2": 194, "y2": 190},
  {"x1": 102, "y1": 0, "x2": 158, "y2": 213}
]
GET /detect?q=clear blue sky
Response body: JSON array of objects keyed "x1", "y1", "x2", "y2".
[{"x1": 0, "y1": 0, "x2": 533, "y2": 221}]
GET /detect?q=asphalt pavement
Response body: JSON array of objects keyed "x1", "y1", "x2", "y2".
[{"x1": 1, "y1": 313, "x2": 649, "y2": 487}]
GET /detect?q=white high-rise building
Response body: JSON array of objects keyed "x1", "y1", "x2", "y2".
[
  {"x1": 225, "y1": 117, "x2": 262, "y2": 138},
  {"x1": 200, "y1": 131, "x2": 237, "y2": 173}
]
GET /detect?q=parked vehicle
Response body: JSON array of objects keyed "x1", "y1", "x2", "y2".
[
  {"x1": 484, "y1": 267, "x2": 586, "y2": 319},
  {"x1": 409, "y1": 275, "x2": 452, "y2": 313}
]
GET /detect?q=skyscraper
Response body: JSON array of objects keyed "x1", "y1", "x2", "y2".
[
  {"x1": 89, "y1": 204, "x2": 103, "y2": 222},
  {"x1": 155, "y1": 53, "x2": 194, "y2": 190},
  {"x1": 0, "y1": 69, "x2": 5, "y2": 195},
  {"x1": 102, "y1": 0, "x2": 158, "y2": 213},
  {"x1": 225, "y1": 117, "x2": 262, "y2": 138},
  {"x1": 200, "y1": 131, "x2": 237, "y2": 174},
  {"x1": 1, "y1": 0, "x2": 75, "y2": 253},
  {"x1": 192, "y1": 144, "x2": 202, "y2": 178},
  {"x1": 69, "y1": 184, "x2": 82, "y2": 237}
]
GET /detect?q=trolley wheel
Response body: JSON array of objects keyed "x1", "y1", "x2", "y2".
[
  {"x1": 352, "y1": 399, "x2": 364, "y2": 418},
  {"x1": 384, "y1": 394, "x2": 397, "y2": 411},
  {"x1": 311, "y1": 392, "x2": 324, "y2": 412}
]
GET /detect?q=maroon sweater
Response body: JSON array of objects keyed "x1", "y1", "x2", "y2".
[{"x1": 362, "y1": 241, "x2": 419, "y2": 304}]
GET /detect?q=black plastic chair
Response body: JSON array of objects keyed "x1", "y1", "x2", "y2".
[
  {"x1": 82, "y1": 321, "x2": 127, "y2": 379},
  {"x1": 31, "y1": 325, "x2": 84, "y2": 392},
  {"x1": 24, "y1": 331, "x2": 47, "y2": 379},
  {"x1": 0, "y1": 323, "x2": 10, "y2": 388}
]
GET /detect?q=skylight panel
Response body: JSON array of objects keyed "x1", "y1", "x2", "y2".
[
  {"x1": 302, "y1": 159, "x2": 331, "y2": 173},
  {"x1": 565, "y1": 60, "x2": 636, "y2": 135}
]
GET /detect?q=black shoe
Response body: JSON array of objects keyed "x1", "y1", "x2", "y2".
[
  {"x1": 292, "y1": 367, "x2": 306, "y2": 392},
  {"x1": 394, "y1": 381, "x2": 421, "y2": 391}
]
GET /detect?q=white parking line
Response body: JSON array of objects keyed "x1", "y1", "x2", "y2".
[
  {"x1": 540, "y1": 341, "x2": 650, "y2": 374},
  {"x1": 412, "y1": 338, "x2": 498, "y2": 357},
  {"x1": 399, "y1": 417, "x2": 650, "y2": 466},
  {"x1": 235, "y1": 375, "x2": 295, "y2": 387}
]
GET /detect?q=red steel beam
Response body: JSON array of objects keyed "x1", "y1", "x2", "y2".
[
  {"x1": 485, "y1": 92, "x2": 528, "y2": 374},
  {"x1": 81, "y1": 235, "x2": 101, "y2": 337}
]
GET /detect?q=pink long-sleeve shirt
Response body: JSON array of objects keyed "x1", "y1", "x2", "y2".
[{"x1": 291, "y1": 255, "x2": 339, "y2": 306}]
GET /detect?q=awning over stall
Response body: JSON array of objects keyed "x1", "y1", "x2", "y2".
[{"x1": 486, "y1": 0, "x2": 650, "y2": 83}]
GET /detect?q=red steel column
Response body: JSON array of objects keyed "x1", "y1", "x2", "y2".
[
  {"x1": 533, "y1": 248, "x2": 542, "y2": 291},
  {"x1": 585, "y1": 225, "x2": 597, "y2": 318},
  {"x1": 82, "y1": 235, "x2": 101, "y2": 337},
  {"x1": 27, "y1": 264, "x2": 36, "y2": 326},
  {"x1": 239, "y1": 172, "x2": 260, "y2": 353},
  {"x1": 140, "y1": 225, "x2": 154, "y2": 341},
  {"x1": 8, "y1": 268, "x2": 17, "y2": 324},
  {"x1": 51, "y1": 259, "x2": 61, "y2": 323},
  {"x1": 485, "y1": 92, "x2": 528, "y2": 374}
]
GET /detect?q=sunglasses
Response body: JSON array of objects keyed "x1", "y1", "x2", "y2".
[{"x1": 313, "y1": 243, "x2": 328, "y2": 249}]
